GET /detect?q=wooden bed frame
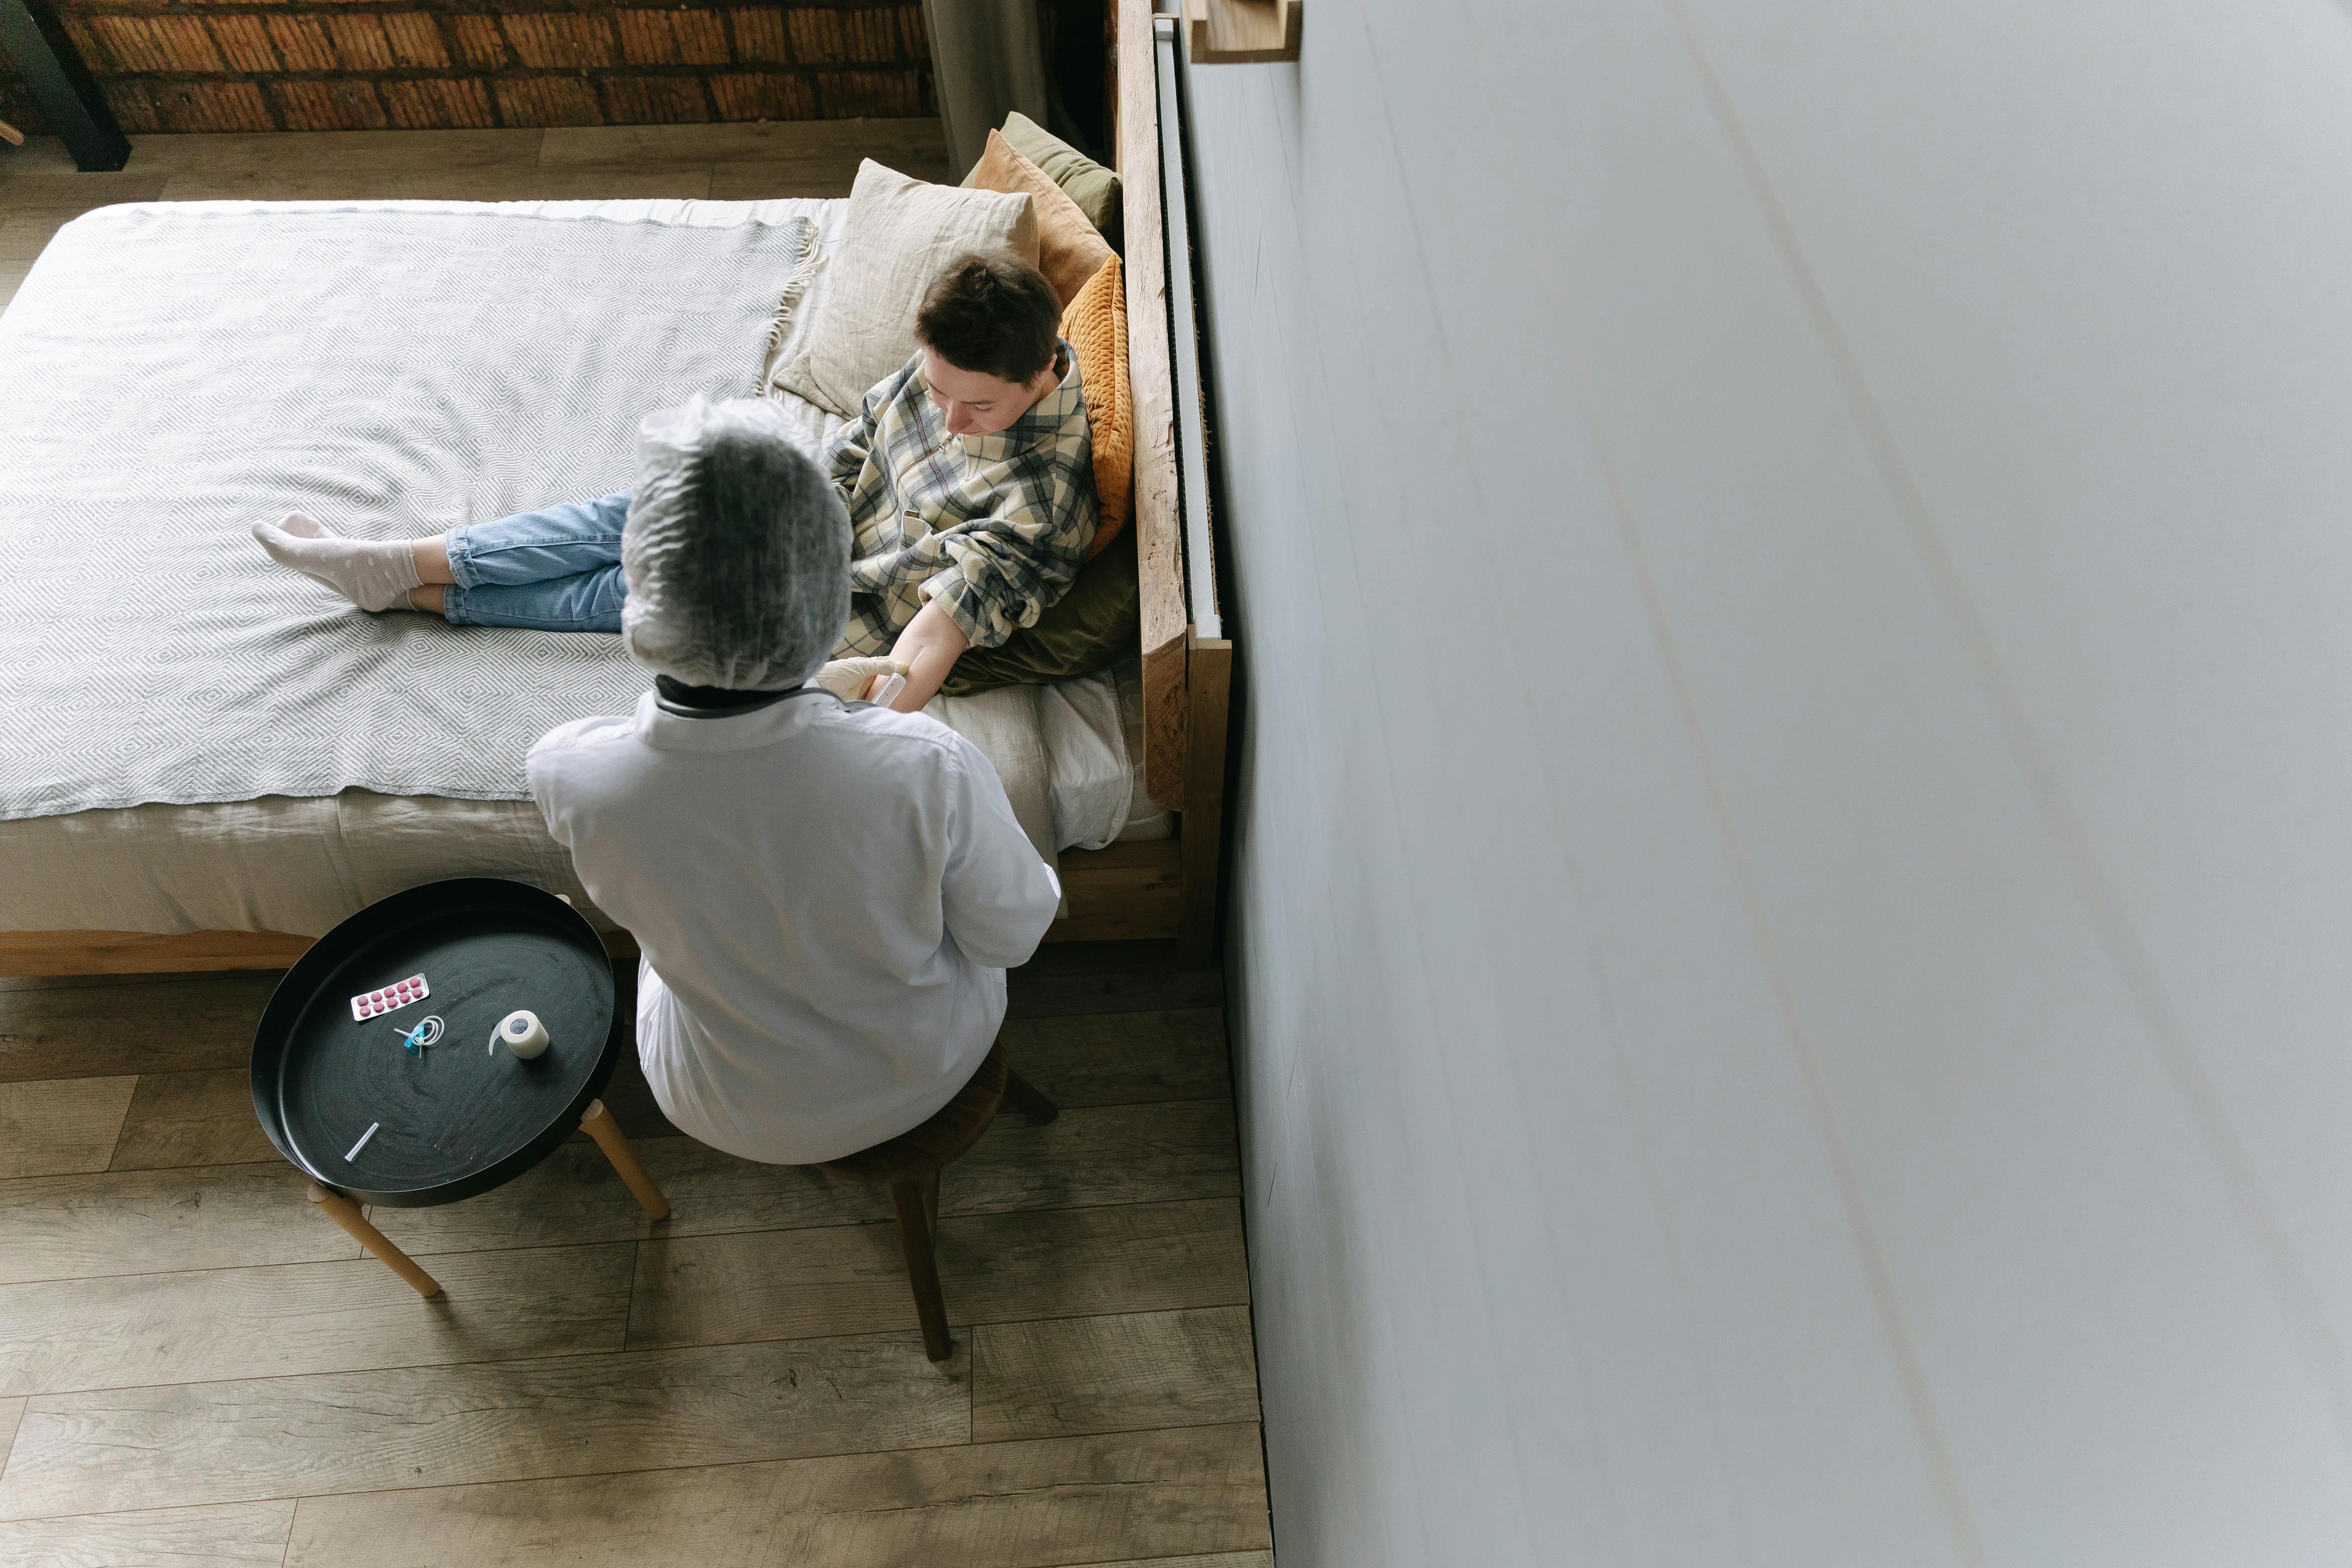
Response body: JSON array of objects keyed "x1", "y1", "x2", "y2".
[{"x1": 0, "y1": 0, "x2": 1234, "y2": 979}]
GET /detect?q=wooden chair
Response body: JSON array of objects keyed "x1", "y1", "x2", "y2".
[{"x1": 817, "y1": 1042, "x2": 1060, "y2": 1361}]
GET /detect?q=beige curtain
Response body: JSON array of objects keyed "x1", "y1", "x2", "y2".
[{"x1": 921, "y1": 0, "x2": 1050, "y2": 177}]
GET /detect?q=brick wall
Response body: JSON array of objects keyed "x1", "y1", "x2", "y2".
[{"x1": 0, "y1": 0, "x2": 930, "y2": 135}]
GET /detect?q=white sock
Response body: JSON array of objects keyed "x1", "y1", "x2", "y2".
[{"x1": 252, "y1": 513, "x2": 423, "y2": 612}]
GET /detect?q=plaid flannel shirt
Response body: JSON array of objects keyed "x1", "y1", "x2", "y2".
[{"x1": 825, "y1": 341, "x2": 1096, "y2": 655}]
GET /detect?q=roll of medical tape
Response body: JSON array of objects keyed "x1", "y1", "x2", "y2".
[{"x1": 494, "y1": 1009, "x2": 550, "y2": 1058}]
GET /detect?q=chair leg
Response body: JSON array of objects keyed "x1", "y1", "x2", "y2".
[
  {"x1": 581, "y1": 1098, "x2": 671, "y2": 1221},
  {"x1": 891, "y1": 1175, "x2": 955, "y2": 1362},
  {"x1": 1001, "y1": 1067, "x2": 1060, "y2": 1125},
  {"x1": 309, "y1": 1182, "x2": 441, "y2": 1297}
]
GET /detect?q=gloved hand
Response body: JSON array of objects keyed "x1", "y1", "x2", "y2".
[{"x1": 812, "y1": 658, "x2": 910, "y2": 703}]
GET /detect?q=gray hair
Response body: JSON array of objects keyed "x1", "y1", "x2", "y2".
[{"x1": 619, "y1": 396, "x2": 849, "y2": 690}]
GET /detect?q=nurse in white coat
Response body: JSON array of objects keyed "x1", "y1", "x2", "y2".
[{"x1": 527, "y1": 396, "x2": 1062, "y2": 1166}]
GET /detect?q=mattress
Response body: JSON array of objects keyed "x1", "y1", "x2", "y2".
[{"x1": 0, "y1": 195, "x2": 1163, "y2": 937}]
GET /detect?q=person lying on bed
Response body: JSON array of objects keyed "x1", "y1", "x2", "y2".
[
  {"x1": 526, "y1": 393, "x2": 1061, "y2": 1164},
  {"x1": 251, "y1": 249, "x2": 1093, "y2": 713}
]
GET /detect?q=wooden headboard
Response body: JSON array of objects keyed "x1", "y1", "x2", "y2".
[{"x1": 1116, "y1": 0, "x2": 1235, "y2": 964}]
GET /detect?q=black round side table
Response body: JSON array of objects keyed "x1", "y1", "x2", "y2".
[{"x1": 249, "y1": 877, "x2": 670, "y2": 1297}]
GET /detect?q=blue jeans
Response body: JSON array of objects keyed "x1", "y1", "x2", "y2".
[{"x1": 443, "y1": 493, "x2": 630, "y2": 631}]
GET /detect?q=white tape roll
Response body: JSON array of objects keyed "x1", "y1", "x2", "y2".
[{"x1": 494, "y1": 1009, "x2": 550, "y2": 1058}]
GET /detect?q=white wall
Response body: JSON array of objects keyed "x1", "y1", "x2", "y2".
[{"x1": 1183, "y1": 3, "x2": 2352, "y2": 1563}]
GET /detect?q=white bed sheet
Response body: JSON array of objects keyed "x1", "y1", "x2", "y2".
[{"x1": 0, "y1": 195, "x2": 1152, "y2": 937}]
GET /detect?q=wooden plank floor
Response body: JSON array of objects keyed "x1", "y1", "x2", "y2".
[
  {"x1": 0, "y1": 116, "x2": 954, "y2": 312},
  {"x1": 0, "y1": 947, "x2": 1269, "y2": 1564}
]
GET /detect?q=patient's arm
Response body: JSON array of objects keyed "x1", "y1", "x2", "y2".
[{"x1": 879, "y1": 600, "x2": 971, "y2": 712}]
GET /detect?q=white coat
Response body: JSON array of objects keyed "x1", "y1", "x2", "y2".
[{"x1": 527, "y1": 690, "x2": 1061, "y2": 1165}]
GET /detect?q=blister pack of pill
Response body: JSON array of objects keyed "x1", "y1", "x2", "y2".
[{"x1": 350, "y1": 975, "x2": 430, "y2": 1020}]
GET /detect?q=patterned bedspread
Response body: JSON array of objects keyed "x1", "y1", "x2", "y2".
[{"x1": 0, "y1": 201, "x2": 816, "y2": 820}]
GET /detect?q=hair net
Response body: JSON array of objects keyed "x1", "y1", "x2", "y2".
[{"x1": 620, "y1": 395, "x2": 850, "y2": 690}]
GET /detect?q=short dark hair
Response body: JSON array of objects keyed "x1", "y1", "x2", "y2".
[{"x1": 913, "y1": 251, "x2": 1062, "y2": 385}]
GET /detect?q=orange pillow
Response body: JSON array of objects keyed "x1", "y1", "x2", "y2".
[
  {"x1": 968, "y1": 129, "x2": 1115, "y2": 308},
  {"x1": 1062, "y1": 254, "x2": 1132, "y2": 557}
]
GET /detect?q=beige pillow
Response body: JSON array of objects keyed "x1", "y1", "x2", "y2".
[
  {"x1": 966, "y1": 129, "x2": 1114, "y2": 308},
  {"x1": 962, "y1": 111, "x2": 1121, "y2": 237},
  {"x1": 774, "y1": 159, "x2": 1040, "y2": 418}
]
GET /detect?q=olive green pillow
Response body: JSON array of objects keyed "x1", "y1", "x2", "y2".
[
  {"x1": 942, "y1": 524, "x2": 1138, "y2": 695},
  {"x1": 963, "y1": 111, "x2": 1122, "y2": 239}
]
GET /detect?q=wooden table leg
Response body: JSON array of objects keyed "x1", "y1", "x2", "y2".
[
  {"x1": 580, "y1": 1098, "x2": 670, "y2": 1220},
  {"x1": 307, "y1": 1182, "x2": 441, "y2": 1297}
]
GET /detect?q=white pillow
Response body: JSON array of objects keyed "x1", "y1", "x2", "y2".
[{"x1": 775, "y1": 159, "x2": 1039, "y2": 419}]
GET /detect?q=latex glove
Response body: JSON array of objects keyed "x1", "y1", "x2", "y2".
[{"x1": 812, "y1": 658, "x2": 909, "y2": 703}]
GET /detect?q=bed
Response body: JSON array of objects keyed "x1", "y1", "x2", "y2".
[{"x1": 0, "y1": 0, "x2": 1229, "y2": 976}]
